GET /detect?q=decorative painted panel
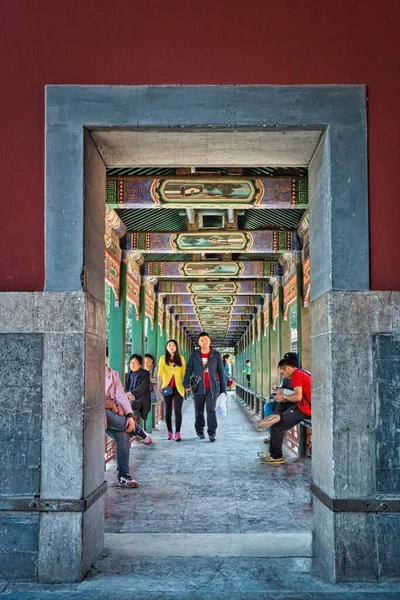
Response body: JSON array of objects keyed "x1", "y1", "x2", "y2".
[
  {"x1": 126, "y1": 253, "x2": 141, "y2": 319},
  {"x1": 105, "y1": 237, "x2": 121, "y2": 305},
  {"x1": 282, "y1": 253, "x2": 297, "y2": 285},
  {"x1": 193, "y1": 295, "x2": 237, "y2": 306},
  {"x1": 165, "y1": 295, "x2": 259, "y2": 307},
  {"x1": 175, "y1": 231, "x2": 248, "y2": 251},
  {"x1": 263, "y1": 300, "x2": 270, "y2": 337},
  {"x1": 257, "y1": 310, "x2": 261, "y2": 342},
  {"x1": 130, "y1": 230, "x2": 294, "y2": 253},
  {"x1": 182, "y1": 262, "x2": 242, "y2": 278},
  {"x1": 146, "y1": 261, "x2": 276, "y2": 279},
  {"x1": 179, "y1": 315, "x2": 248, "y2": 323},
  {"x1": 302, "y1": 256, "x2": 311, "y2": 308},
  {"x1": 175, "y1": 305, "x2": 256, "y2": 319},
  {"x1": 283, "y1": 274, "x2": 297, "y2": 321},
  {"x1": 158, "y1": 280, "x2": 268, "y2": 295},
  {"x1": 272, "y1": 293, "x2": 280, "y2": 331},
  {"x1": 157, "y1": 297, "x2": 164, "y2": 333},
  {"x1": 171, "y1": 317, "x2": 176, "y2": 340},
  {"x1": 107, "y1": 176, "x2": 308, "y2": 209},
  {"x1": 144, "y1": 279, "x2": 156, "y2": 330}
]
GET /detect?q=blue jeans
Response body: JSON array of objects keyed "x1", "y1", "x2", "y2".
[
  {"x1": 264, "y1": 400, "x2": 278, "y2": 418},
  {"x1": 106, "y1": 410, "x2": 130, "y2": 477}
]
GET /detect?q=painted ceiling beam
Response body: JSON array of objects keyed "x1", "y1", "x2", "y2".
[
  {"x1": 145, "y1": 261, "x2": 275, "y2": 279},
  {"x1": 165, "y1": 295, "x2": 261, "y2": 307},
  {"x1": 159, "y1": 280, "x2": 269, "y2": 295},
  {"x1": 171, "y1": 306, "x2": 257, "y2": 316},
  {"x1": 129, "y1": 230, "x2": 295, "y2": 254},
  {"x1": 106, "y1": 176, "x2": 308, "y2": 209}
]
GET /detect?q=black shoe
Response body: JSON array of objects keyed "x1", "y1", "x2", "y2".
[
  {"x1": 209, "y1": 434, "x2": 216, "y2": 442},
  {"x1": 196, "y1": 432, "x2": 205, "y2": 440}
]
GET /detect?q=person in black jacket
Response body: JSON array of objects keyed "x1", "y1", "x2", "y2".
[
  {"x1": 183, "y1": 332, "x2": 226, "y2": 442},
  {"x1": 125, "y1": 354, "x2": 151, "y2": 423}
]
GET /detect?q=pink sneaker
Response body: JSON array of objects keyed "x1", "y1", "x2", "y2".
[
  {"x1": 167, "y1": 432, "x2": 173, "y2": 440},
  {"x1": 174, "y1": 432, "x2": 183, "y2": 442},
  {"x1": 143, "y1": 435, "x2": 153, "y2": 446}
]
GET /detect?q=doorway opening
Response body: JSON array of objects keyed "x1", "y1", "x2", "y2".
[{"x1": 42, "y1": 85, "x2": 370, "y2": 584}]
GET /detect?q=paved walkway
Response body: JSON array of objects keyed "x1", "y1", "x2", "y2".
[
  {"x1": 4, "y1": 395, "x2": 400, "y2": 597},
  {"x1": 104, "y1": 391, "x2": 312, "y2": 534}
]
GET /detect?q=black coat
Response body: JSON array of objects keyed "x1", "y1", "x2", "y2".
[
  {"x1": 125, "y1": 368, "x2": 151, "y2": 420},
  {"x1": 183, "y1": 348, "x2": 227, "y2": 399}
]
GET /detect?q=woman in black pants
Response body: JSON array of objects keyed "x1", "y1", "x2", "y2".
[{"x1": 157, "y1": 340, "x2": 186, "y2": 441}]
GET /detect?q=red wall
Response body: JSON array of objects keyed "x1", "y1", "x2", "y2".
[{"x1": 1, "y1": 0, "x2": 399, "y2": 291}]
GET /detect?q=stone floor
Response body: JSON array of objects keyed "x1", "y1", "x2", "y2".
[
  {"x1": 104, "y1": 391, "x2": 312, "y2": 534},
  {"x1": 3, "y1": 394, "x2": 400, "y2": 598}
]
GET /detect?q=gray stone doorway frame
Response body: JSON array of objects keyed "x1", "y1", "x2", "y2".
[{"x1": 39, "y1": 85, "x2": 399, "y2": 584}]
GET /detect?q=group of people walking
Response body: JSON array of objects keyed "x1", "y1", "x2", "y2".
[{"x1": 105, "y1": 332, "x2": 228, "y2": 487}]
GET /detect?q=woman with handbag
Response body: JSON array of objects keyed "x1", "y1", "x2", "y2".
[{"x1": 157, "y1": 339, "x2": 186, "y2": 441}]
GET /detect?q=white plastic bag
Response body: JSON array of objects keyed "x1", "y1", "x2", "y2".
[{"x1": 216, "y1": 393, "x2": 227, "y2": 417}]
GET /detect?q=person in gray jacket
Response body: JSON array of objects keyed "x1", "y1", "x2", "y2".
[{"x1": 184, "y1": 331, "x2": 227, "y2": 442}]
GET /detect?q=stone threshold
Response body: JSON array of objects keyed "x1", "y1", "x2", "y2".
[{"x1": 104, "y1": 532, "x2": 312, "y2": 558}]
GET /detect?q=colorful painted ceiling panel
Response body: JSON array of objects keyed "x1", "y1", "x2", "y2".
[
  {"x1": 130, "y1": 230, "x2": 295, "y2": 254},
  {"x1": 165, "y1": 295, "x2": 260, "y2": 307},
  {"x1": 145, "y1": 261, "x2": 276, "y2": 279},
  {"x1": 107, "y1": 166, "x2": 308, "y2": 343},
  {"x1": 159, "y1": 281, "x2": 268, "y2": 295},
  {"x1": 107, "y1": 176, "x2": 308, "y2": 209}
]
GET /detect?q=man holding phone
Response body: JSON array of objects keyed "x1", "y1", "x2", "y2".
[{"x1": 260, "y1": 357, "x2": 312, "y2": 465}]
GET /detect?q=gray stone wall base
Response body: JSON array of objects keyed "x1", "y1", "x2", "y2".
[
  {"x1": 2, "y1": 287, "x2": 400, "y2": 582},
  {"x1": 311, "y1": 290, "x2": 400, "y2": 582},
  {"x1": 0, "y1": 292, "x2": 105, "y2": 582}
]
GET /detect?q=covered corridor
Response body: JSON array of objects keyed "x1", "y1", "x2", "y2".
[{"x1": 103, "y1": 392, "x2": 312, "y2": 535}]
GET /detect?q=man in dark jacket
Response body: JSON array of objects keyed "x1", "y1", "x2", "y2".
[{"x1": 184, "y1": 332, "x2": 226, "y2": 442}]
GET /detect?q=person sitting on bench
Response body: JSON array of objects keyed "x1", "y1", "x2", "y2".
[{"x1": 259, "y1": 358, "x2": 312, "y2": 465}]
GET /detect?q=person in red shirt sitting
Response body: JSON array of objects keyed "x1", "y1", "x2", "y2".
[{"x1": 261, "y1": 358, "x2": 312, "y2": 465}]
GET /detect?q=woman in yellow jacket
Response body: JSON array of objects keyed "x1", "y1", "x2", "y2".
[{"x1": 158, "y1": 339, "x2": 186, "y2": 441}]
